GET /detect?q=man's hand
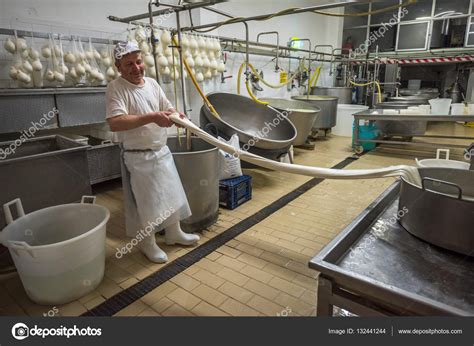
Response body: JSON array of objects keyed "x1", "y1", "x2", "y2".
[
  {"x1": 167, "y1": 108, "x2": 187, "y2": 128},
  {"x1": 152, "y1": 111, "x2": 174, "y2": 127}
]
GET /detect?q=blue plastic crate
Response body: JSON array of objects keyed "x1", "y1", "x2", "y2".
[{"x1": 219, "y1": 175, "x2": 252, "y2": 210}]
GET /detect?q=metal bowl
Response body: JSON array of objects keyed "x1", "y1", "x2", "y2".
[
  {"x1": 399, "y1": 167, "x2": 474, "y2": 256},
  {"x1": 260, "y1": 98, "x2": 320, "y2": 146},
  {"x1": 291, "y1": 95, "x2": 338, "y2": 129},
  {"x1": 200, "y1": 92, "x2": 297, "y2": 150}
]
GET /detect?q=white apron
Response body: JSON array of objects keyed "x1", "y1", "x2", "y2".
[{"x1": 120, "y1": 145, "x2": 191, "y2": 238}]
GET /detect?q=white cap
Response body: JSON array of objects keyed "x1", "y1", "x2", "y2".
[{"x1": 113, "y1": 41, "x2": 141, "y2": 61}]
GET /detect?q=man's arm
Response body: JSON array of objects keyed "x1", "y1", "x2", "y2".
[{"x1": 107, "y1": 111, "x2": 174, "y2": 132}]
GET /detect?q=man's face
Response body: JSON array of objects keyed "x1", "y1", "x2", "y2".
[{"x1": 117, "y1": 52, "x2": 145, "y2": 85}]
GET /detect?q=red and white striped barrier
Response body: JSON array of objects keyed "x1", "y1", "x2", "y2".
[{"x1": 351, "y1": 55, "x2": 474, "y2": 65}]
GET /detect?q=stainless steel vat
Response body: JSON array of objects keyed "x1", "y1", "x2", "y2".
[
  {"x1": 291, "y1": 95, "x2": 338, "y2": 130},
  {"x1": 200, "y1": 92, "x2": 297, "y2": 151},
  {"x1": 399, "y1": 167, "x2": 474, "y2": 256},
  {"x1": 168, "y1": 137, "x2": 219, "y2": 233},
  {"x1": 0, "y1": 135, "x2": 91, "y2": 229},
  {"x1": 373, "y1": 102, "x2": 428, "y2": 136},
  {"x1": 260, "y1": 98, "x2": 320, "y2": 146},
  {"x1": 311, "y1": 86, "x2": 352, "y2": 104}
]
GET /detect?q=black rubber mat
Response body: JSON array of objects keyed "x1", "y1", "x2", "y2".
[{"x1": 83, "y1": 156, "x2": 358, "y2": 316}]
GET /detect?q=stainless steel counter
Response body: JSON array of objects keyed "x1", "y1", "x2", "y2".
[
  {"x1": 309, "y1": 183, "x2": 474, "y2": 316},
  {"x1": 352, "y1": 111, "x2": 474, "y2": 153}
]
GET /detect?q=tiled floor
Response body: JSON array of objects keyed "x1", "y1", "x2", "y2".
[{"x1": 1, "y1": 123, "x2": 472, "y2": 317}]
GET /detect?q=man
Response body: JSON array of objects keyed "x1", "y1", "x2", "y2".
[{"x1": 106, "y1": 41, "x2": 199, "y2": 263}]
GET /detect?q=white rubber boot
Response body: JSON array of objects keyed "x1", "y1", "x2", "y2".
[
  {"x1": 139, "y1": 233, "x2": 168, "y2": 263},
  {"x1": 165, "y1": 222, "x2": 200, "y2": 246}
]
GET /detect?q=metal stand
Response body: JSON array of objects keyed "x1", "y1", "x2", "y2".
[{"x1": 353, "y1": 111, "x2": 474, "y2": 154}]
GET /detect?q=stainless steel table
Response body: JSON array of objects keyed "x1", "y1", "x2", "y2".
[
  {"x1": 352, "y1": 111, "x2": 474, "y2": 154},
  {"x1": 309, "y1": 182, "x2": 474, "y2": 316}
]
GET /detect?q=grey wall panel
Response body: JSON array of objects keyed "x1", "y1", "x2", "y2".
[
  {"x1": 0, "y1": 95, "x2": 57, "y2": 133},
  {"x1": 56, "y1": 92, "x2": 106, "y2": 127}
]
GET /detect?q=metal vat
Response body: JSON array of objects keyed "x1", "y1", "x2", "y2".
[
  {"x1": 311, "y1": 86, "x2": 352, "y2": 104},
  {"x1": 399, "y1": 167, "x2": 474, "y2": 256},
  {"x1": 168, "y1": 137, "x2": 219, "y2": 233},
  {"x1": 373, "y1": 102, "x2": 428, "y2": 136},
  {"x1": 260, "y1": 98, "x2": 320, "y2": 146},
  {"x1": 0, "y1": 135, "x2": 91, "y2": 229},
  {"x1": 291, "y1": 95, "x2": 338, "y2": 130},
  {"x1": 200, "y1": 92, "x2": 297, "y2": 151}
]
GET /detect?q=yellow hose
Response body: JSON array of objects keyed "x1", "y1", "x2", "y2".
[
  {"x1": 313, "y1": 0, "x2": 416, "y2": 17},
  {"x1": 309, "y1": 65, "x2": 321, "y2": 91},
  {"x1": 171, "y1": 35, "x2": 220, "y2": 119},
  {"x1": 192, "y1": 1, "x2": 416, "y2": 33},
  {"x1": 237, "y1": 61, "x2": 304, "y2": 94},
  {"x1": 350, "y1": 80, "x2": 382, "y2": 104},
  {"x1": 245, "y1": 80, "x2": 269, "y2": 105}
]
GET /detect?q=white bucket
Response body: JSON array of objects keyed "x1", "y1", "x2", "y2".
[
  {"x1": 429, "y1": 98, "x2": 452, "y2": 115},
  {"x1": 451, "y1": 103, "x2": 465, "y2": 115},
  {"x1": 333, "y1": 104, "x2": 369, "y2": 137},
  {"x1": 416, "y1": 149, "x2": 470, "y2": 170},
  {"x1": 0, "y1": 196, "x2": 110, "y2": 305}
]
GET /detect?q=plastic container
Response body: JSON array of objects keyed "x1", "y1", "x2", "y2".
[
  {"x1": 429, "y1": 98, "x2": 452, "y2": 115},
  {"x1": 416, "y1": 149, "x2": 470, "y2": 170},
  {"x1": 219, "y1": 175, "x2": 252, "y2": 210},
  {"x1": 451, "y1": 103, "x2": 466, "y2": 115},
  {"x1": 353, "y1": 122, "x2": 379, "y2": 152},
  {"x1": 468, "y1": 103, "x2": 474, "y2": 114},
  {"x1": 333, "y1": 104, "x2": 369, "y2": 137},
  {"x1": 0, "y1": 196, "x2": 109, "y2": 305}
]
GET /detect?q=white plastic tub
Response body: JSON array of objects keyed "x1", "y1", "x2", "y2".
[
  {"x1": 429, "y1": 98, "x2": 452, "y2": 115},
  {"x1": 0, "y1": 196, "x2": 110, "y2": 305},
  {"x1": 333, "y1": 104, "x2": 369, "y2": 137},
  {"x1": 416, "y1": 149, "x2": 470, "y2": 170},
  {"x1": 451, "y1": 103, "x2": 465, "y2": 115}
]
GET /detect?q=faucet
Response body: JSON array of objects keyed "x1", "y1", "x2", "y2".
[
  {"x1": 256, "y1": 31, "x2": 280, "y2": 71},
  {"x1": 288, "y1": 38, "x2": 312, "y2": 90}
]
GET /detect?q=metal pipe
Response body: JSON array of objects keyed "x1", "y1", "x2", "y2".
[
  {"x1": 330, "y1": 48, "x2": 345, "y2": 76},
  {"x1": 257, "y1": 31, "x2": 280, "y2": 71},
  {"x1": 174, "y1": 11, "x2": 188, "y2": 118},
  {"x1": 313, "y1": 44, "x2": 333, "y2": 61},
  {"x1": 0, "y1": 28, "x2": 120, "y2": 45},
  {"x1": 149, "y1": 0, "x2": 162, "y2": 85},
  {"x1": 107, "y1": 0, "x2": 223, "y2": 23},
  {"x1": 180, "y1": 1, "x2": 362, "y2": 32},
  {"x1": 289, "y1": 38, "x2": 311, "y2": 82}
]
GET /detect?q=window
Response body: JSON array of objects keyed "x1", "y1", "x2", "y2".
[
  {"x1": 396, "y1": 21, "x2": 430, "y2": 50},
  {"x1": 342, "y1": 28, "x2": 369, "y2": 53},
  {"x1": 401, "y1": 0, "x2": 433, "y2": 21},
  {"x1": 344, "y1": 4, "x2": 370, "y2": 28},
  {"x1": 435, "y1": 0, "x2": 470, "y2": 17},
  {"x1": 370, "y1": 0, "x2": 401, "y2": 25},
  {"x1": 431, "y1": 17, "x2": 467, "y2": 48},
  {"x1": 369, "y1": 25, "x2": 398, "y2": 52}
]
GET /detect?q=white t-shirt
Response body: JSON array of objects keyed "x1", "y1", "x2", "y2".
[{"x1": 106, "y1": 76, "x2": 173, "y2": 150}]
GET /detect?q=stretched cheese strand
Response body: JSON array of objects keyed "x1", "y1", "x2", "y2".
[{"x1": 170, "y1": 113, "x2": 422, "y2": 186}]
